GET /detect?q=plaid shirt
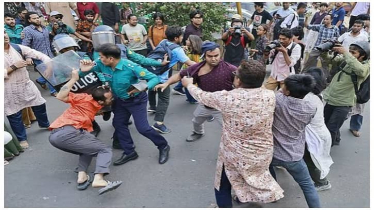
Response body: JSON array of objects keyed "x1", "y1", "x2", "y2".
[
  {"x1": 76, "y1": 20, "x2": 95, "y2": 52},
  {"x1": 308, "y1": 24, "x2": 340, "y2": 48},
  {"x1": 272, "y1": 92, "x2": 316, "y2": 162},
  {"x1": 22, "y1": 24, "x2": 54, "y2": 58}
]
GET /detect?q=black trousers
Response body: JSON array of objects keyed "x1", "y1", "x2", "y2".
[{"x1": 324, "y1": 103, "x2": 351, "y2": 146}]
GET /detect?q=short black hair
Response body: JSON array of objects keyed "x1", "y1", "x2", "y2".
[
  {"x1": 153, "y1": 12, "x2": 164, "y2": 22},
  {"x1": 165, "y1": 26, "x2": 183, "y2": 41},
  {"x1": 284, "y1": 74, "x2": 315, "y2": 99},
  {"x1": 96, "y1": 43, "x2": 121, "y2": 59},
  {"x1": 84, "y1": 9, "x2": 95, "y2": 16},
  {"x1": 354, "y1": 20, "x2": 365, "y2": 27},
  {"x1": 127, "y1": 14, "x2": 136, "y2": 20},
  {"x1": 189, "y1": 9, "x2": 203, "y2": 19},
  {"x1": 291, "y1": 26, "x2": 304, "y2": 40},
  {"x1": 238, "y1": 60, "x2": 266, "y2": 88},
  {"x1": 25, "y1": 12, "x2": 39, "y2": 23},
  {"x1": 255, "y1": 2, "x2": 264, "y2": 8},
  {"x1": 320, "y1": 3, "x2": 328, "y2": 7},
  {"x1": 5, "y1": 13, "x2": 14, "y2": 19},
  {"x1": 304, "y1": 67, "x2": 326, "y2": 95},
  {"x1": 297, "y1": 2, "x2": 307, "y2": 10},
  {"x1": 17, "y1": 7, "x2": 27, "y2": 14},
  {"x1": 349, "y1": 45, "x2": 368, "y2": 60},
  {"x1": 279, "y1": 28, "x2": 293, "y2": 39},
  {"x1": 356, "y1": 14, "x2": 370, "y2": 21},
  {"x1": 92, "y1": 86, "x2": 111, "y2": 102}
]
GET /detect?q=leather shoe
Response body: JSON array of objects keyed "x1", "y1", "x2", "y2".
[
  {"x1": 113, "y1": 151, "x2": 138, "y2": 166},
  {"x1": 158, "y1": 145, "x2": 170, "y2": 164},
  {"x1": 186, "y1": 132, "x2": 204, "y2": 142},
  {"x1": 103, "y1": 111, "x2": 111, "y2": 121}
]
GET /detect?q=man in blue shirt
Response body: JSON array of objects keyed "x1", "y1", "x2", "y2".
[
  {"x1": 331, "y1": 2, "x2": 346, "y2": 34},
  {"x1": 15, "y1": 7, "x2": 28, "y2": 27},
  {"x1": 79, "y1": 43, "x2": 170, "y2": 165},
  {"x1": 148, "y1": 26, "x2": 196, "y2": 134},
  {"x1": 4, "y1": 13, "x2": 24, "y2": 44}
]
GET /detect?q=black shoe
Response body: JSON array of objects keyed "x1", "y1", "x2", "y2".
[
  {"x1": 103, "y1": 111, "x2": 111, "y2": 121},
  {"x1": 158, "y1": 145, "x2": 170, "y2": 164},
  {"x1": 186, "y1": 132, "x2": 204, "y2": 142},
  {"x1": 113, "y1": 151, "x2": 138, "y2": 166},
  {"x1": 125, "y1": 120, "x2": 133, "y2": 125}
]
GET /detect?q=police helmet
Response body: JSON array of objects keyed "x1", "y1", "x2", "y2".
[{"x1": 52, "y1": 34, "x2": 80, "y2": 53}]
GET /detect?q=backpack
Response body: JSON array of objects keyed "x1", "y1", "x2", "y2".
[
  {"x1": 351, "y1": 74, "x2": 370, "y2": 104},
  {"x1": 225, "y1": 35, "x2": 245, "y2": 48},
  {"x1": 10, "y1": 43, "x2": 43, "y2": 66},
  {"x1": 145, "y1": 39, "x2": 179, "y2": 75},
  {"x1": 273, "y1": 13, "x2": 296, "y2": 40},
  {"x1": 270, "y1": 42, "x2": 299, "y2": 72}
]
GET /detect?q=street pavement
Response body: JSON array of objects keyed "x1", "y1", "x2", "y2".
[{"x1": 4, "y1": 69, "x2": 370, "y2": 208}]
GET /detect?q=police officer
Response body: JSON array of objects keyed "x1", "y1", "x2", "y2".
[{"x1": 79, "y1": 43, "x2": 170, "y2": 165}]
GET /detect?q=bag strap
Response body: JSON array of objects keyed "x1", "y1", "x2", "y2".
[
  {"x1": 225, "y1": 35, "x2": 232, "y2": 46},
  {"x1": 10, "y1": 43, "x2": 25, "y2": 59}
]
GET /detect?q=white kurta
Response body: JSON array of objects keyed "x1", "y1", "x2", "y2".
[
  {"x1": 304, "y1": 93, "x2": 334, "y2": 179},
  {"x1": 4, "y1": 45, "x2": 51, "y2": 116},
  {"x1": 188, "y1": 85, "x2": 284, "y2": 203}
]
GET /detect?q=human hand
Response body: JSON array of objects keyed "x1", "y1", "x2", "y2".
[
  {"x1": 80, "y1": 60, "x2": 95, "y2": 72},
  {"x1": 21, "y1": 31, "x2": 25, "y2": 39},
  {"x1": 71, "y1": 68, "x2": 80, "y2": 81},
  {"x1": 26, "y1": 58, "x2": 34, "y2": 65},
  {"x1": 181, "y1": 76, "x2": 193, "y2": 87},
  {"x1": 14, "y1": 60, "x2": 27, "y2": 69},
  {"x1": 275, "y1": 44, "x2": 287, "y2": 53},
  {"x1": 153, "y1": 83, "x2": 168, "y2": 92},
  {"x1": 332, "y1": 45, "x2": 347, "y2": 55},
  {"x1": 161, "y1": 54, "x2": 170, "y2": 66}
]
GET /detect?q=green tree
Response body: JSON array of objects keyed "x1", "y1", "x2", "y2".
[{"x1": 136, "y1": 2, "x2": 231, "y2": 41}]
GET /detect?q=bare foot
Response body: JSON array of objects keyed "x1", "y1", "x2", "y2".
[
  {"x1": 92, "y1": 180, "x2": 108, "y2": 188},
  {"x1": 20, "y1": 141, "x2": 29, "y2": 149}
]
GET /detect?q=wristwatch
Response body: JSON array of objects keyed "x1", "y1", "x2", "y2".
[{"x1": 10, "y1": 65, "x2": 17, "y2": 71}]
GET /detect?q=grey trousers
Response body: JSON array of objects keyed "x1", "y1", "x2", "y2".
[
  {"x1": 192, "y1": 104, "x2": 222, "y2": 134},
  {"x1": 49, "y1": 126, "x2": 112, "y2": 175},
  {"x1": 148, "y1": 85, "x2": 171, "y2": 122}
]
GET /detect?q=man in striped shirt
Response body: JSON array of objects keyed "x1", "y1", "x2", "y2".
[
  {"x1": 302, "y1": 14, "x2": 340, "y2": 77},
  {"x1": 22, "y1": 11, "x2": 57, "y2": 96}
]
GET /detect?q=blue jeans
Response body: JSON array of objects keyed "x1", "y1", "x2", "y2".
[
  {"x1": 112, "y1": 92, "x2": 168, "y2": 155},
  {"x1": 184, "y1": 87, "x2": 197, "y2": 103},
  {"x1": 7, "y1": 103, "x2": 50, "y2": 141},
  {"x1": 270, "y1": 158, "x2": 321, "y2": 208},
  {"x1": 350, "y1": 114, "x2": 363, "y2": 131},
  {"x1": 36, "y1": 76, "x2": 57, "y2": 94},
  {"x1": 173, "y1": 81, "x2": 183, "y2": 91},
  {"x1": 214, "y1": 165, "x2": 233, "y2": 208}
]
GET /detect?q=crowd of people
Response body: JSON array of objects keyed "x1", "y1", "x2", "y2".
[{"x1": 4, "y1": 1, "x2": 370, "y2": 206}]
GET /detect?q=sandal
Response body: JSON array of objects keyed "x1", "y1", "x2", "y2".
[
  {"x1": 77, "y1": 174, "x2": 93, "y2": 191},
  {"x1": 98, "y1": 180, "x2": 123, "y2": 195}
]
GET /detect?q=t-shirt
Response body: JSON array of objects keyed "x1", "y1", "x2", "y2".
[
  {"x1": 47, "y1": 24, "x2": 75, "y2": 35},
  {"x1": 351, "y1": 2, "x2": 370, "y2": 16},
  {"x1": 338, "y1": 32, "x2": 369, "y2": 50},
  {"x1": 121, "y1": 24, "x2": 147, "y2": 51},
  {"x1": 148, "y1": 25, "x2": 167, "y2": 47},
  {"x1": 49, "y1": 93, "x2": 103, "y2": 132},
  {"x1": 332, "y1": 7, "x2": 345, "y2": 32},
  {"x1": 223, "y1": 34, "x2": 251, "y2": 67},
  {"x1": 276, "y1": 8, "x2": 295, "y2": 18},
  {"x1": 250, "y1": 10, "x2": 273, "y2": 37}
]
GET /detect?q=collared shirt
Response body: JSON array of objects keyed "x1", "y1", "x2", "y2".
[
  {"x1": 182, "y1": 23, "x2": 203, "y2": 45},
  {"x1": 49, "y1": 93, "x2": 102, "y2": 132},
  {"x1": 338, "y1": 32, "x2": 368, "y2": 50},
  {"x1": 281, "y1": 12, "x2": 299, "y2": 29},
  {"x1": 5, "y1": 24, "x2": 24, "y2": 44},
  {"x1": 351, "y1": 2, "x2": 370, "y2": 16},
  {"x1": 275, "y1": 8, "x2": 295, "y2": 18},
  {"x1": 80, "y1": 59, "x2": 160, "y2": 100},
  {"x1": 22, "y1": 25, "x2": 54, "y2": 58},
  {"x1": 272, "y1": 92, "x2": 316, "y2": 162},
  {"x1": 76, "y1": 20, "x2": 95, "y2": 52},
  {"x1": 307, "y1": 24, "x2": 340, "y2": 47},
  {"x1": 180, "y1": 60, "x2": 236, "y2": 92},
  {"x1": 269, "y1": 42, "x2": 301, "y2": 81},
  {"x1": 77, "y1": 2, "x2": 99, "y2": 20}
]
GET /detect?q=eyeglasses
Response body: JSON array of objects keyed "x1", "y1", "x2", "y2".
[
  {"x1": 53, "y1": 15, "x2": 63, "y2": 19},
  {"x1": 193, "y1": 16, "x2": 203, "y2": 19}
]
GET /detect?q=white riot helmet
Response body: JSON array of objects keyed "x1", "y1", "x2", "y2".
[
  {"x1": 52, "y1": 34, "x2": 80, "y2": 53},
  {"x1": 92, "y1": 25, "x2": 116, "y2": 49}
]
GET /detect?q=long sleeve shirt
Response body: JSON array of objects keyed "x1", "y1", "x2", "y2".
[
  {"x1": 5, "y1": 24, "x2": 24, "y2": 44},
  {"x1": 79, "y1": 59, "x2": 160, "y2": 100},
  {"x1": 307, "y1": 24, "x2": 340, "y2": 48}
]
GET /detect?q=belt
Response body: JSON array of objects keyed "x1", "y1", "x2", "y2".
[{"x1": 204, "y1": 105, "x2": 215, "y2": 110}]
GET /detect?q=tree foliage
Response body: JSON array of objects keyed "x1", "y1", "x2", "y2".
[{"x1": 136, "y1": 2, "x2": 230, "y2": 41}]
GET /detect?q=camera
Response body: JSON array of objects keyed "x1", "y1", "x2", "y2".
[
  {"x1": 265, "y1": 40, "x2": 281, "y2": 51},
  {"x1": 57, "y1": 21, "x2": 66, "y2": 28},
  {"x1": 233, "y1": 26, "x2": 242, "y2": 35},
  {"x1": 315, "y1": 38, "x2": 341, "y2": 52}
]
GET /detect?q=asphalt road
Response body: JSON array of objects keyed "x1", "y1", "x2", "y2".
[{"x1": 4, "y1": 69, "x2": 370, "y2": 208}]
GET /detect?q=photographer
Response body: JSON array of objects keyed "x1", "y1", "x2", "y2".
[
  {"x1": 321, "y1": 41, "x2": 370, "y2": 146},
  {"x1": 302, "y1": 14, "x2": 340, "y2": 76},
  {"x1": 222, "y1": 14, "x2": 254, "y2": 67},
  {"x1": 263, "y1": 28, "x2": 301, "y2": 90},
  {"x1": 47, "y1": 11, "x2": 91, "y2": 46}
]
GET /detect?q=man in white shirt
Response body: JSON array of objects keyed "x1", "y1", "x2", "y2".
[
  {"x1": 121, "y1": 14, "x2": 148, "y2": 56},
  {"x1": 275, "y1": 2, "x2": 295, "y2": 19},
  {"x1": 263, "y1": 28, "x2": 302, "y2": 90},
  {"x1": 348, "y1": 2, "x2": 370, "y2": 29},
  {"x1": 281, "y1": 2, "x2": 307, "y2": 29},
  {"x1": 338, "y1": 20, "x2": 368, "y2": 50}
]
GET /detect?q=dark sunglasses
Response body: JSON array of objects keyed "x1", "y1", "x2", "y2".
[{"x1": 53, "y1": 15, "x2": 63, "y2": 19}]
